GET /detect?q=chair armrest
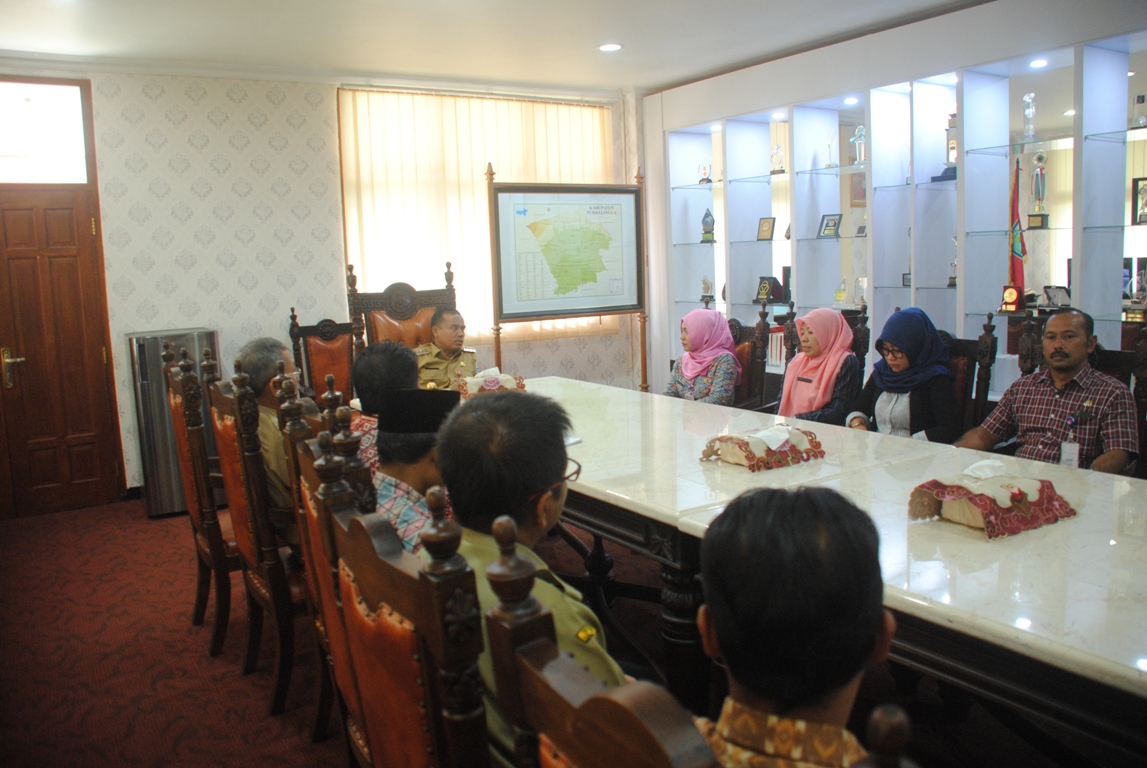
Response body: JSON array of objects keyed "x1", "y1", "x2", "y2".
[{"x1": 757, "y1": 398, "x2": 780, "y2": 414}]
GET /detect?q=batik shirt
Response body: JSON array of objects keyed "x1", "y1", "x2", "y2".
[
  {"x1": 982, "y1": 366, "x2": 1138, "y2": 469},
  {"x1": 696, "y1": 698, "x2": 868, "y2": 768},
  {"x1": 666, "y1": 354, "x2": 738, "y2": 406},
  {"x1": 374, "y1": 473, "x2": 431, "y2": 554},
  {"x1": 349, "y1": 411, "x2": 379, "y2": 484}
]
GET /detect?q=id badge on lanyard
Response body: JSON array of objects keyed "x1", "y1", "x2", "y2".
[{"x1": 1059, "y1": 415, "x2": 1079, "y2": 468}]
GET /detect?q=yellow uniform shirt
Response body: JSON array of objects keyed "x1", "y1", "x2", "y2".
[{"x1": 415, "y1": 342, "x2": 477, "y2": 390}]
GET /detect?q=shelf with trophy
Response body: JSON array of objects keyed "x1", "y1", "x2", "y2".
[
  {"x1": 724, "y1": 116, "x2": 791, "y2": 326},
  {"x1": 667, "y1": 128, "x2": 723, "y2": 356}
]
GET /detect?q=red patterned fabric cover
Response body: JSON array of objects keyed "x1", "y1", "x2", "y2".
[
  {"x1": 368, "y1": 307, "x2": 436, "y2": 349},
  {"x1": 701, "y1": 428, "x2": 825, "y2": 472},
  {"x1": 211, "y1": 410, "x2": 258, "y2": 565},
  {"x1": 909, "y1": 478, "x2": 1077, "y2": 540},
  {"x1": 339, "y1": 560, "x2": 434, "y2": 768},
  {"x1": 299, "y1": 481, "x2": 365, "y2": 728},
  {"x1": 304, "y1": 335, "x2": 354, "y2": 401},
  {"x1": 167, "y1": 391, "x2": 203, "y2": 528}
]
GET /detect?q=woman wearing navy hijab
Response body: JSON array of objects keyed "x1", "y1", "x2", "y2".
[{"x1": 846, "y1": 307, "x2": 959, "y2": 443}]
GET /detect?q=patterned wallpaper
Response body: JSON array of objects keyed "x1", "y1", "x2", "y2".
[
  {"x1": 0, "y1": 65, "x2": 644, "y2": 490},
  {"x1": 89, "y1": 74, "x2": 349, "y2": 487}
]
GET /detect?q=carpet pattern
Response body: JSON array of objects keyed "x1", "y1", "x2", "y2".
[{"x1": 0, "y1": 500, "x2": 344, "y2": 768}]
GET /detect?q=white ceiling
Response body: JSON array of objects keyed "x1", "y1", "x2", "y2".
[{"x1": 0, "y1": 0, "x2": 988, "y2": 94}]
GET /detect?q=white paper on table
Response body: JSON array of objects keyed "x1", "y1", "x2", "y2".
[{"x1": 475, "y1": 366, "x2": 502, "y2": 377}]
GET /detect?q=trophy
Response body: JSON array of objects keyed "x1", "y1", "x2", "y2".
[
  {"x1": 770, "y1": 143, "x2": 786, "y2": 174},
  {"x1": 697, "y1": 159, "x2": 713, "y2": 185},
  {"x1": 1138, "y1": 183, "x2": 1147, "y2": 225},
  {"x1": 850, "y1": 125, "x2": 866, "y2": 165},
  {"x1": 700, "y1": 208, "x2": 715, "y2": 243},
  {"x1": 949, "y1": 236, "x2": 958, "y2": 287},
  {"x1": 1028, "y1": 151, "x2": 1048, "y2": 229},
  {"x1": 700, "y1": 275, "x2": 714, "y2": 306},
  {"x1": 1022, "y1": 93, "x2": 1036, "y2": 141},
  {"x1": 854, "y1": 277, "x2": 867, "y2": 306},
  {"x1": 824, "y1": 133, "x2": 838, "y2": 168},
  {"x1": 1134, "y1": 95, "x2": 1147, "y2": 128}
]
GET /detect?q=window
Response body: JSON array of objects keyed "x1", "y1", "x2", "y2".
[
  {"x1": 0, "y1": 81, "x2": 87, "y2": 184},
  {"x1": 338, "y1": 88, "x2": 616, "y2": 343}
]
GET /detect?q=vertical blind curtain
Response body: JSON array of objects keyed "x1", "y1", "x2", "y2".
[{"x1": 339, "y1": 89, "x2": 615, "y2": 343}]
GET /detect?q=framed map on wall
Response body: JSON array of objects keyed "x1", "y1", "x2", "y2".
[{"x1": 489, "y1": 182, "x2": 645, "y2": 322}]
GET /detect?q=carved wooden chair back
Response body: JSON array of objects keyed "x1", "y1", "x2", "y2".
[
  {"x1": 939, "y1": 314, "x2": 998, "y2": 433},
  {"x1": 333, "y1": 473, "x2": 489, "y2": 768},
  {"x1": 484, "y1": 516, "x2": 717, "y2": 768},
  {"x1": 289, "y1": 308, "x2": 355, "y2": 401},
  {"x1": 206, "y1": 355, "x2": 308, "y2": 715},
  {"x1": 347, "y1": 262, "x2": 458, "y2": 351},
  {"x1": 728, "y1": 313, "x2": 767, "y2": 410},
  {"x1": 162, "y1": 343, "x2": 240, "y2": 657}
]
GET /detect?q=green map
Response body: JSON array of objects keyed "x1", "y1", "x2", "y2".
[{"x1": 513, "y1": 203, "x2": 625, "y2": 301}]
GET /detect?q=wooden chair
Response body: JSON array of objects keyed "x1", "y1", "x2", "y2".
[
  {"x1": 485, "y1": 515, "x2": 716, "y2": 768},
  {"x1": 939, "y1": 313, "x2": 998, "y2": 434},
  {"x1": 300, "y1": 426, "x2": 489, "y2": 768},
  {"x1": 289, "y1": 307, "x2": 355, "y2": 402},
  {"x1": 206, "y1": 357, "x2": 309, "y2": 715},
  {"x1": 728, "y1": 312, "x2": 767, "y2": 410},
  {"x1": 778, "y1": 302, "x2": 870, "y2": 369},
  {"x1": 347, "y1": 262, "x2": 458, "y2": 351},
  {"x1": 162, "y1": 344, "x2": 240, "y2": 657}
]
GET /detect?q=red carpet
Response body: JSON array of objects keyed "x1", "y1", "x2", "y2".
[{"x1": 0, "y1": 500, "x2": 344, "y2": 768}]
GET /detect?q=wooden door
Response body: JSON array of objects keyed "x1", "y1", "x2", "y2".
[{"x1": 0, "y1": 187, "x2": 119, "y2": 516}]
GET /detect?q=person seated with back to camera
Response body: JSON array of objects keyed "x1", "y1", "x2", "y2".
[
  {"x1": 435, "y1": 392, "x2": 625, "y2": 766},
  {"x1": 415, "y1": 307, "x2": 477, "y2": 390},
  {"x1": 777, "y1": 308, "x2": 862, "y2": 425},
  {"x1": 955, "y1": 308, "x2": 1138, "y2": 474},
  {"x1": 350, "y1": 340, "x2": 420, "y2": 474},
  {"x1": 695, "y1": 486, "x2": 897, "y2": 768},
  {"x1": 350, "y1": 340, "x2": 459, "y2": 552},
  {"x1": 847, "y1": 307, "x2": 959, "y2": 443},
  {"x1": 666, "y1": 308, "x2": 742, "y2": 406}
]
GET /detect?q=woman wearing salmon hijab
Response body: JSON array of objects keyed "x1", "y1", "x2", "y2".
[
  {"x1": 665, "y1": 309, "x2": 742, "y2": 406},
  {"x1": 777, "y1": 308, "x2": 861, "y2": 425}
]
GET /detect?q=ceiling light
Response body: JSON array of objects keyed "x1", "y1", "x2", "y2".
[
  {"x1": 710, "y1": 124, "x2": 722, "y2": 132},
  {"x1": 771, "y1": 111, "x2": 785, "y2": 120},
  {"x1": 1130, "y1": 71, "x2": 1137, "y2": 77},
  {"x1": 1063, "y1": 109, "x2": 1076, "y2": 116},
  {"x1": 1030, "y1": 59, "x2": 1048, "y2": 68},
  {"x1": 948, "y1": 75, "x2": 959, "y2": 85},
  {"x1": 844, "y1": 97, "x2": 859, "y2": 106},
  {"x1": 598, "y1": 43, "x2": 622, "y2": 52}
]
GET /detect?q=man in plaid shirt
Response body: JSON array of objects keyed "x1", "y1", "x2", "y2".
[{"x1": 956, "y1": 309, "x2": 1138, "y2": 474}]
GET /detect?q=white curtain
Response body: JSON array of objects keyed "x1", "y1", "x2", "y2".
[{"x1": 339, "y1": 89, "x2": 615, "y2": 343}]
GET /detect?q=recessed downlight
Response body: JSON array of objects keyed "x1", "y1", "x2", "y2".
[
  {"x1": 1063, "y1": 109, "x2": 1076, "y2": 116},
  {"x1": 771, "y1": 111, "x2": 785, "y2": 120},
  {"x1": 844, "y1": 97, "x2": 859, "y2": 106},
  {"x1": 598, "y1": 43, "x2": 622, "y2": 52},
  {"x1": 1131, "y1": 71, "x2": 1137, "y2": 77},
  {"x1": 1030, "y1": 59, "x2": 1048, "y2": 68},
  {"x1": 710, "y1": 124, "x2": 722, "y2": 132}
]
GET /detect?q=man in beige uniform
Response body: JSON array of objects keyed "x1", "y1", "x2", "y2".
[{"x1": 415, "y1": 307, "x2": 476, "y2": 390}]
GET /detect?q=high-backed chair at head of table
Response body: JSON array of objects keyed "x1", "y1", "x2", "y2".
[{"x1": 347, "y1": 262, "x2": 458, "y2": 351}]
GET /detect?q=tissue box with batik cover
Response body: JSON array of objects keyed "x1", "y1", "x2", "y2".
[{"x1": 701, "y1": 425, "x2": 824, "y2": 472}]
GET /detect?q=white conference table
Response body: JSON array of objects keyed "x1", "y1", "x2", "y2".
[{"x1": 525, "y1": 376, "x2": 1147, "y2": 759}]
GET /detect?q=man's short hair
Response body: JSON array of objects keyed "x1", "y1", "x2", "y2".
[
  {"x1": 1048, "y1": 308, "x2": 1094, "y2": 338},
  {"x1": 430, "y1": 306, "x2": 461, "y2": 330},
  {"x1": 375, "y1": 432, "x2": 436, "y2": 465},
  {"x1": 352, "y1": 341, "x2": 418, "y2": 415},
  {"x1": 236, "y1": 337, "x2": 289, "y2": 396},
  {"x1": 437, "y1": 392, "x2": 569, "y2": 534},
  {"x1": 702, "y1": 487, "x2": 884, "y2": 711}
]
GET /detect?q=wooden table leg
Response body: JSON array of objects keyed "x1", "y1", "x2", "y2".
[{"x1": 659, "y1": 542, "x2": 709, "y2": 715}]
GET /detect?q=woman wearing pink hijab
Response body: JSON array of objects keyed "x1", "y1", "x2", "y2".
[
  {"x1": 665, "y1": 309, "x2": 742, "y2": 406},
  {"x1": 777, "y1": 308, "x2": 861, "y2": 425}
]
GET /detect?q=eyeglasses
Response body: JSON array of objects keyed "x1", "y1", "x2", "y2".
[
  {"x1": 527, "y1": 458, "x2": 581, "y2": 501},
  {"x1": 879, "y1": 346, "x2": 906, "y2": 360}
]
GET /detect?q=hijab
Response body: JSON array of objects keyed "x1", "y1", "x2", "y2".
[
  {"x1": 871, "y1": 307, "x2": 952, "y2": 392},
  {"x1": 680, "y1": 309, "x2": 742, "y2": 385},
  {"x1": 779, "y1": 308, "x2": 854, "y2": 417}
]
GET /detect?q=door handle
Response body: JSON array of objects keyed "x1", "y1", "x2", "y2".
[{"x1": 2, "y1": 348, "x2": 27, "y2": 389}]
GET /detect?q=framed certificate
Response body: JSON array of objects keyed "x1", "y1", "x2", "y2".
[
  {"x1": 818, "y1": 214, "x2": 842, "y2": 239},
  {"x1": 756, "y1": 217, "x2": 776, "y2": 241}
]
